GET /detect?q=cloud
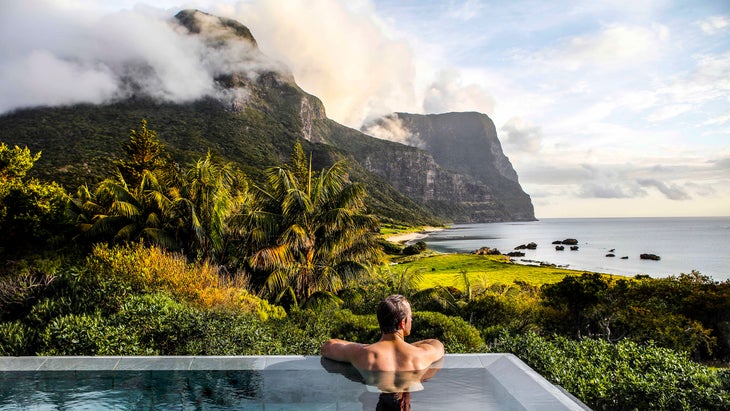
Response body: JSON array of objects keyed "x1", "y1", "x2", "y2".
[
  {"x1": 577, "y1": 182, "x2": 647, "y2": 199},
  {"x1": 500, "y1": 117, "x2": 542, "y2": 153},
  {"x1": 423, "y1": 68, "x2": 495, "y2": 115},
  {"x1": 447, "y1": 0, "x2": 483, "y2": 21},
  {"x1": 647, "y1": 104, "x2": 693, "y2": 122},
  {"x1": 698, "y1": 15, "x2": 729, "y2": 35},
  {"x1": 554, "y1": 23, "x2": 669, "y2": 70},
  {"x1": 0, "y1": 0, "x2": 288, "y2": 115},
  {"x1": 637, "y1": 178, "x2": 691, "y2": 200},
  {"x1": 227, "y1": 0, "x2": 419, "y2": 127},
  {"x1": 361, "y1": 114, "x2": 425, "y2": 148}
]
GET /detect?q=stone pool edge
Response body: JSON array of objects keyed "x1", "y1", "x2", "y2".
[{"x1": 0, "y1": 353, "x2": 591, "y2": 410}]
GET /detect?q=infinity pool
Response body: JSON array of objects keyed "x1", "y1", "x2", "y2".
[{"x1": 0, "y1": 354, "x2": 590, "y2": 410}]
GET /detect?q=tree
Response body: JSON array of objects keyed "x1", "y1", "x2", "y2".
[
  {"x1": 70, "y1": 170, "x2": 178, "y2": 250},
  {"x1": 243, "y1": 143, "x2": 383, "y2": 307},
  {"x1": 172, "y1": 152, "x2": 251, "y2": 263},
  {"x1": 117, "y1": 119, "x2": 168, "y2": 187},
  {"x1": 0, "y1": 143, "x2": 69, "y2": 255}
]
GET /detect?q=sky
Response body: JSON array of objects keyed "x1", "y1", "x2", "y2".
[{"x1": 1, "y1": 0, "x2": 729, "y2": 218}]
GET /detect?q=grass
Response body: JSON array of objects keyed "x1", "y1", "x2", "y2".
[{"x1": 389, "y1": 252, "x2": 621, "y2": 290}]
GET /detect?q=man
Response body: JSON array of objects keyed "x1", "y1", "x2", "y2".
[{"x1": 321, "y1": 294, "x2": 445, "y2": 372}]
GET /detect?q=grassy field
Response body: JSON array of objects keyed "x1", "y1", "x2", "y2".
[{"x1": 388, "y1": 252, "x2": 621, "y2": 290}]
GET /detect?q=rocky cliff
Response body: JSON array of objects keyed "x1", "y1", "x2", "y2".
[{"x1": 353, "y1": 112, "x2": 535, "y2": 222}]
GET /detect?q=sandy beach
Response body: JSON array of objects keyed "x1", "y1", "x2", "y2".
[{"x1": 385, "y1": 227, "x2": 444, "y2": 243}]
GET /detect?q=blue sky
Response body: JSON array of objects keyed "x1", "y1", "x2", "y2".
[{"x1": 2, "y1": 0, "x2": 729, "y2": 217}]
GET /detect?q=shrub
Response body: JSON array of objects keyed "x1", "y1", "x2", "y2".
[
  {"x1": 83, "y1": 242, "x2": 284, "y2": 318},
  {"x1": 38, "y1": 312, "x2": 147, "y2": 355},
  {"x1": 490, "y1": 332, "x2": 730, "y2": 411},
  {"x1": 411, "y1": 311, "x2": 485, "y2": 353},
  {"x1": 0, "y1": 321, "x2": 32, "y2": 355}
]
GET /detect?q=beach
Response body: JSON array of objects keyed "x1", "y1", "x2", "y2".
[{"x1": 385, "y1": 227, "x2": 444, "y2": 243}]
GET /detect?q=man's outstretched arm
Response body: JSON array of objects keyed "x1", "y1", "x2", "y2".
[{"x1": 321, "y1": 339, "x2": 366, "y2": 363}]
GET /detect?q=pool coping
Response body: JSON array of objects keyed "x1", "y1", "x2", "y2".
[{"x1": 0, "y1": 354, "x2": 591, "y2": 410}]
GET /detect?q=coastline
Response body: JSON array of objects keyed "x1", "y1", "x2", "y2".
[{"x1": 385, "y1": 227, "x2": 444, "y2": 243}]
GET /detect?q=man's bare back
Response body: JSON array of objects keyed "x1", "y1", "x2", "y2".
[{"x1": 321, "y1": 295, "x2": 444, "y2": 372}]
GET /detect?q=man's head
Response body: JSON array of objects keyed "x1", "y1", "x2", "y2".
[{"x1": 377, "y1": 294, "x2": 412, "y2": 335}]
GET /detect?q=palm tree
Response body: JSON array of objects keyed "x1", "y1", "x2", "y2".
[
  {"x1": 171, "y1": 152, "x2": 250, "y2": 263},
  {"x1": 243, "y1": 143, "x2": 383, "y2": 307},
  {"x1": 70, "y1": 171, "x2": 178, "y2": 249}
]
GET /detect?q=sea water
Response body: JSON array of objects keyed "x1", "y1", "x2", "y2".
[{"x1": 421, "y1": 217, "x2": 730, "y2": 281}]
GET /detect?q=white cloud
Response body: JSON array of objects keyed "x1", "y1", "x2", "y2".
[
  {"x1": 698, "y1": 15, "x2": 729, "y2": 35},
  {"x1": 447, "y1": 0, "x2": 483, "y2": 21},
  {"x1": 700, "y1": 112, "x2": 730, "y2": 126},
  {"x1": 423, "y1": 68, "x2": 495, "y2": 115},
  {"x1": 227, "y1": 0, "x2": 419, "y2": 127},
  {"x1": 361, "y1": 114, "x2": 424, "y2": 148},
  {"x1": 0, "y1": 1, "x2": 288, "y2": 113},
  {"x1": 647, "y1": 104, "x2": 693, "y2": 122},
  {"x1": 556, "y1": 23, "x2": 669, "y2": 69},
  {"x1": 500, "y1": 117, "x2": 542, "y2": 153},
  {"x1": 637, "y1": 178, "x2": 691, "y2": 200}
]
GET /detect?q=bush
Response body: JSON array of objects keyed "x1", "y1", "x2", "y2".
[
  {"x1": 411, "y1": 311, "x2": 485, "y2": 353},
  {"x1": 0, "y1": 321, "x2": 33, "y2": 355},
  {"x1": 38, "y1": 312, "x2": 147, "y2": 355},
  {"x1": 83, "y1": 242, "x2": 284, "y2": 318},
  {"x1": 490, "y1": 332, "x2": 730, "y2": 411}
]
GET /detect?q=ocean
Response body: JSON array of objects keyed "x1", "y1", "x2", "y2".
[{"x1": 421, "y1": 217, "x2": 730, "y2": 281}]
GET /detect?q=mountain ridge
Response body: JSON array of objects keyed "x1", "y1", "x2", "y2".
[{"x1": 0, "y1": 9, "x2": 534, "y2": 224}]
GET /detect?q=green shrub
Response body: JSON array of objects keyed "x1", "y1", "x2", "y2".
[
  {"x1": 0, "y1": 321, "x2": 32, "y2": 355},
  {"x1": 412, "y1": 311, "x2": 485, "y2": 353},
  {"x1": 378, "y1": 238, "x2": 403, "y2": 255},
  {"x1": 490, "y1": 332, "x2": 730, "y2": 411},
  {"x1": 38, "y1": 312, "x2": 147, "y2": 355}
]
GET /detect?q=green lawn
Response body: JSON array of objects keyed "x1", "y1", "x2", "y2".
[{"x1": 388, "y1": 253, "x2": 621, "y2": 290}]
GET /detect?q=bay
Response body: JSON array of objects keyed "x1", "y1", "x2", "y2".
[{"x1": 421, "y1": 217, "x2": 730, "y2": 281}]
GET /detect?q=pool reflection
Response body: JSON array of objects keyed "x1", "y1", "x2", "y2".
[{"x1": 321, "y1": 357, "x2": 443, "y2": 410}]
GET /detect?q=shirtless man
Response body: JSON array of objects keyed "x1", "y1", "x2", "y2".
[{"x1": 321, "y1": 294, "x2": 445, "y2": 372}]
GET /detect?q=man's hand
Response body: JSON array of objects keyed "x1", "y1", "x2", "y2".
[{"x1": 321, "y1": 339, "x2": 366, "y2": 363}]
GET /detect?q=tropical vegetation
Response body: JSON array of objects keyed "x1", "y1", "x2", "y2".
[{"x1": 1, "y1": 121, "x2": 729, "y2": 410}]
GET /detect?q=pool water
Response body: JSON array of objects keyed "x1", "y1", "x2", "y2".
[{"x1": 0, "y1": 355, "x2": 589, "y2": 410}]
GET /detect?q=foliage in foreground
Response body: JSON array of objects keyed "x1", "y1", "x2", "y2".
[{"x1": 490, "y1": 332, "x2": 730, "y2": 411}]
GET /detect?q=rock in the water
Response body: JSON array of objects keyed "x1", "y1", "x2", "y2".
[{"x1": 640, "y1": 253, "x2": 661, "y2": 261}]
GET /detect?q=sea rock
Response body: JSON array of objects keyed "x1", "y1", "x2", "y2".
[
  {"x1": 474, "y1": 246, "x2": 501, "y2": 255},
  {"x1": 515, "y1": 242, "x2": 537, "y2": 250},
  {"x1": 621, "y1": 256, "x2": 629, "y2": 259},
  {"x1": 562, "y1": 238, "x2": 578, "y2": 245},
  {"x1": 606, "y1": 253, "x2": 615, "y2": 257},
  {"x1": 506, "y1": 251, "x2": 525, "y2": 257},
  {"x1": 555, "y1": 245, "x2": 565, "y2": 251},
  {"x1": 570, "y1": 246, "x2": 579, "y2": 251},
  {"x1": 640, "y1": 253, "x2": 661, "y2": 261},
  {"x1": 552, "y1": 240, "x2": 562, "y2": 244}
]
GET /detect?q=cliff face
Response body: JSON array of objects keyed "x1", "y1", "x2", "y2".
[{"x1": 357, "y1": 112, "x2": 535, "y2": 222}]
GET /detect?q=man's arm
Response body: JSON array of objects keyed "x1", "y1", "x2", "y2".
[
  {"x1": 412, "y1": 339, "x2": 445, "y2": 365},
  {"x1": 321, "y1": 338, "x2": 367, "y2": 363}
]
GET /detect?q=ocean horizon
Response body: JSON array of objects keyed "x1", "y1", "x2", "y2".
[{"x1": 421, "y1": 216, "x2": 730, "y2": 282}]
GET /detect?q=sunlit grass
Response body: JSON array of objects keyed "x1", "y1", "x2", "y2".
[{"x1": 388, "y1": 253, "x2": 621, "y2": 290}]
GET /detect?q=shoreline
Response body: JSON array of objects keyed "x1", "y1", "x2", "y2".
[{"x1": 385, "y1": 227, "x2": 444, "y2": 243}]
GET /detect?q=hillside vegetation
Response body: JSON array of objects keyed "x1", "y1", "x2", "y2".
[{"x1": 0, "y1": 125, "x2": 729, "y2": 410}]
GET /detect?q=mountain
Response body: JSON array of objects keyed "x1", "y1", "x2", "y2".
[
  {"x1": 0, "y1": 9, "x2": 534, "y2": 225},
  {"x1": 359, "y1": 112, "x2": 535, "y2": 222}
]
